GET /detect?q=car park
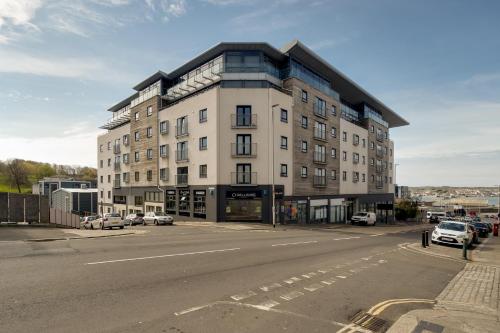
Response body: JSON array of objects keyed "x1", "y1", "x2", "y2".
[
  {"x1": 91, "y1": 213, "x2": 124, "y2": 230},
  {"x1": 350, "y1": 212, "x2": 376, "y2": 226},
  {"x1": 124, "y1": 213, "x2": 145, "y2": 226},
  {"x1": 431, "y1": 221, "x2": 474, "y2": 247},
  {"x1": 143, "y1": 211, "x2": 174, "y2": 225},
  {"x1": 80, "y1": 216, "x2": 98, "y2": 229}
]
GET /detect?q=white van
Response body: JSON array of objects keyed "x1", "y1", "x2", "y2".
[
  {"x1": 351, "y1": 212, "x2": 377, "y2": 226},
  {"x1": 427, "y1": 211, "x2": 446, "y2": 219}
]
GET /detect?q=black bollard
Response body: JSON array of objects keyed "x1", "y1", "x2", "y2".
[
  {"x1": 422, "y1": 231, "x2": 426, "y2": 248},
  {"x1": 425, "y1": 230, "x2": 429, "y2": 247}
]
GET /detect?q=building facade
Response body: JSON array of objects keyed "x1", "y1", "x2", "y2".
[{"x1": 97, "y1": 40, "x2": 408, "y2": 223}]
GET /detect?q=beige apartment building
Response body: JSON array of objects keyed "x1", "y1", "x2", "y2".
[{"x1": 97, "y1": 40, "x2": 408, "y2": 223}]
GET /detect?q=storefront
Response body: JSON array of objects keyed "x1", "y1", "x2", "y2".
[
  {"x1": 310, "y1": 199, "x2": 329, "y2": 223},
  {"x1": 225, "y1": 190, "x2": 263, "y2": 221},
  {"x1": 178, "y1": 189, "x2": 190, "y2": 217},
  {"x1": 165, "y1": 190, "x2": 176, "y2": 215},
  {"x1": 193, "y1": 190, "x2": 207, "y2": 218}
]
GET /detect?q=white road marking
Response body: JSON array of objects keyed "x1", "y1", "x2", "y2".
[
  {"x1": 280, "y1": 291, "x2": 304, "y2": 301},
  {"x1": 260, "y1": 283, "x2": 282, "y2": 292},
  {"x1": 304, "y1": 283, "x2": 324, "y2": 292},
  {"x1": 255, "y1": 300, "x2": 280, "y2": 310},
  {"x1": 230, "y1": 291, "x2": 257, "y2": 301},
  {"x1": 367, "y1": 298, "x2": 435, "y2": 316},
  {"x1": 302, "y1": 272, "x2": 317, "y2": 279},
  {"x1": 336, "y1": 275, "x2": 347, "y2": 279},
  {"x1": 174, "y1": 304, "x2": 211, "y2": 316},
  {"x1": 86, "y1": 247, "x2": 241, "y2": 265},
  {"x1": 321, "y1": 278, "x2": 336, "y2": 285},
  {"x1": 370, "y1": 233, "x2": 384, "y2": 237},
  {"x1": 272, "y1": 240, "x2": 318, "y2": 247}
]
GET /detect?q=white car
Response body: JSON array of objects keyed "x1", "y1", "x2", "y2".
[
  {"x1": 143, "y1": 211, "x2": 174, "y2": 225},
  {"x1": 431, "y1": 221, "x2": 473, "y2": 246},
  {"x1": 80, "y1": 216, "x2": 98, "y2": 229},
  {"x1": 350, "y1": 212, "x2": 377, "y2": 226},
  {"x1": 91, "y1": 213, "x2": 124, "y2": 230}
]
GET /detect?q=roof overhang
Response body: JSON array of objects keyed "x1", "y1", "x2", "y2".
[
  {"x1": 107, "y1": 92, "x2": 138, "y2": 112},
  {"x1": 133, "y1": 71, "x2": 170, "y2": 91},
  {"x1": 282, "y1": 40, "x2": 409, "y2": 128}
]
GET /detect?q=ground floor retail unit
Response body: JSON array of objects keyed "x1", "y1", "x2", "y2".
[{"x1": 109, "y1": 185, "x2": 394, "y2": 224}]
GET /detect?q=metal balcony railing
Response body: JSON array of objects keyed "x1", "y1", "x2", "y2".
[
  {"x1": 231, "y1": 143, "x2": 257, "y2": 157},
  {"x1": 175, "y1": 124, "x2": 189, "y2": 138},
  {"x1": 114, "y1": 162, "x2": 121, "y2": 171},
  {"x1": 376, "y1": 149, "x2": 384, "y2": 158},
  {"x1": 376, "y1": 132, "x2": 385, "y2": 142},
  {"x1": 175, "y1": 174, "x2": 188, "y2": 186},
  {"x1": 313, "y1": 176, "x2": 327, "y2": 187},
  {"x1": 175, "y1": 149, "x2": 188, "y2": 162},
  {"x1": 313, "y1": 127, "x2": 327, "y2": 141},
  {"x1": 313, "y1": 102, "x2": 327, "y2": 119},
  {"x1": 231, "y1": 114, "x2": 257, "y2": 128},
  {"x1": 231, "y1": 172, "x2": 257, "y2": 185},
  {"x1": 313, "y1": 152, "x2": 326, "y2": 164},
  {"x1": 376, "y1": 165, "x2": 383, "y2": 173}
]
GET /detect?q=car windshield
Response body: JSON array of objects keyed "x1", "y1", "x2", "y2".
[
  {"x1": 136, "y1": 213, "x2": 144, "y2": 217},
  {"x1": 439, "y1": 222, "x2": 465, "y2": 232},
  {"x1": 356, "y1": 213, "x2": 367, "y2": 216},
  {"x1": 155, "y1": 212, "x2": 167, "y2": 216},
  {"x1": 109, "y1": 213, "x2": 121, "y2": 217}
]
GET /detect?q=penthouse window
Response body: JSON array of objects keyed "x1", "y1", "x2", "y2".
[{"x1": 199, "y1": 108, "x2": 207, "y2": 123}]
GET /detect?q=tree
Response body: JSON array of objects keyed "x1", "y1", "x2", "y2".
[{"x1": 6, "y1": 159, "x2": 29, "y2": 193}]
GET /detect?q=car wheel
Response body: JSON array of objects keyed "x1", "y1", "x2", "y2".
[
  {"x1": 120, "y1": 226, "x2": 124, "y2": 229},
  {"x1": 90, "y1": 224, "x2": 94, "y2": 230},
  {"x1": 154, "y1": 219, "x2": 158, "y2": 225},
  {"x1": 373, "y1": 221, "x2": 376, "y2": 226}
]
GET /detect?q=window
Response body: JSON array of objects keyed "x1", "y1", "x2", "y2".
[
  {"x1": 134, "y1": 131, "x2": 140, "y2": 142},
  {"x1": 199, "y1": 108, "x2": 207, "y2": 123},
  {"x1": 314, "y1": 168, "x2": 326, "y2": 186},
  {"x1": 134, "y1": 151, "x2": 139, "y2": 162},
  {"x1": 370, "y1": 158, "x2": 374, "y2": 166},
  {"x1": 353, "y1": 134, "x2": 359, "y2": 145},
  {"x1": 160, "y1": 168, "x2": 168, "y2": 181},
  {"x1": 147, "y1": 105, "x2": 153, "y2": 117},
  {"x1": 176, "y1": 116, "x2": 188, "y2": 137},
  {"x1": 236, "y1": 163, "x2": 252, "y2": 184},
  {"x1": 176, "y1": 141, "x2": 188, "y2": 161},
  {"x1": 390, "y1": 148, "x2": 393, "y2": 156},
  {"x1": 314, "y1": 121, "x2": 326, "y2": 140},
  {"x1": 99, "y1": 160, "x2": 103, "y2": 168},
  {"x1": 301, "y1": 116, "x2": 308, "y2": 129},
  {"x1": 107, "y1": 158, "x2": 111, "y2": 166},
  {"x1": 362, "y1": 138, "x2": 366, "y2": 148},
  {"x1": 301, "y1": 140, "x2": 308, "y2": 153},
  {"x1": 147, "y1": 149, "x2": 153, "y2": 160},
  {"x1": 107, "y1": 191, "x2": 111, "y2": 199},
  {"x1": 107, "y1": 175, "x2": 111, "y2": 183},
  {"x1": 135, "y1": 112, "x2": 139, "y2": 121},
  {"x1": 331, "y1": 148, "x2": 337, "y2": 158},
  {"x1": 370, "y1": 125, "x2": 374, "y2": 133},
  {"x1": 160, "y1": 145, "x2": 168, "y2": 157},
  {"x1": 390, "y1": 162, "x2": 393, "y2": 170},
  {"x1": 199, "y1": 137, "x2": 208, "y2": 150},
  {"x1": 236, "y1": 106, "x2": 252, "y2": 127},
  {"x1": 342, "y1": 171, "x2": 347, "y2": 181},
  {"x1": 134, "y1": 196, "x2": 143, "y2": 205},
  {"x1": 301, "y1": 166, "x2": 307, "y2": 178},
  {"x1": 314, "y1": 144, "x2": 326, "y2": 163},
  {"x1": 370, "y1": 141, "x2": 375, "y2": 150},
  {"x1": 331, "y1": 105, "x2": 337, "y2": 116},
  {"x1": 353, "y1": 172, "x2": 359, "y2": 183},
  {"x1": 135, "y1": 172, "x2": 139, "y2": 182},
  {"x1": 147, "y1": 170, "x2": 153, "y2": 181},
  {"x1": 280, "y1": 109, "x2": 288, "y2": 123},
  {"x1": 107, "y1": 141, "x2": 111, "y2": 150},
  {"x1": 100, "y1": 175, "x2": 103, "y2": 183},
  {"x1": 385, "y1": 131, "x2": 389, "y2": 139},
  {"x1": 280, "y1": 164, "x2": 288, "y2": 177},
  {"x1": 389, "y1": 177, "x2": 393, "y2": 184},
  {"x1": 362, "y1": 156, "x2": 366, "y2": 165},
  {"x1": 331, "y1": 170, "x2": 337, "y2": 180},
  {"x1": 100, "y1": 190, "x2": 103, "y2": 198},
  {"x1": 199, "y1": 164, "x2": 207, "y2": 178},
  {"x1": 99, "y1": 145, "x2": 103, "y2": 152},
  {"x1": 353, "y1": 153, "x2": 359, "y2": 164},
  {"x1": 147, "y1": 127, "x2": 153, "y2": 138},
  {"x1": 342, "y1": 151, "x2": 347, "y2": 161},
  {"x1": 362, "y1": 174, "x2": 366, "y2": 182},
  {"x1": 123, "y1": 134, "x2": 129, "y2": 145},
  {"x1": 280, "y1": 136, "x2": 288, "y2": 149},
  {"x1": 385, "y1": 176, "x2": 388, "y2": 184},
  {"x1": 342, "y1": 131, "x2": 347, "y2": 142},
  {"x1": 123, "y1": 172, "x2": 129, "y2": 183},
  {"x1": 301, "y1": 90, "x2": 308, "y2": 102},
  {"x1": 236, "y1": 134, "x2": 252, "y2": 155},
  {"x1": 160, "y1": 121, "x2": 168, "y2": 134},
  {"x1": 331, "y1": 127, "x2": 337, "y2": 138},
  {"x1": 123, "y1": 154, "x2": 129, "y2": 164},
  {"x1": 371, "y1": 175, "x2": 375, "y2": 183},
  {"x1": 314, "y1": 97, "x2": 327, "y2": 118}
]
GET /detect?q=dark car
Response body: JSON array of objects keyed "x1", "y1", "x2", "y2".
[
  {"x1": 429, "y1": 215, "x2": 440, "y2": 224},
  {"x1": 124, "y1": 213, "x2": 145, "y2": 226},
  {"x1": 482, "y1": 221, "x2": 493, "y2": 233},
  {"x1": 472, "y1": 222, "x2": 490, "y2": 238}
]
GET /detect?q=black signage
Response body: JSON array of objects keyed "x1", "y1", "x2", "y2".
[
  {"x1": 179, "y1": 189, "x2": 190, "y2": 196},
  {"x1": 166, "y1": 190, "x2": 176, "y2": 195},
  {"x1": 194, "y1": 190, "x2": 206, "y2": 196},
  {"x1": 377, "y1": 203, "x2": 394, "y2": 210},
  {"x1": 226, "y1": 190, "x2": 262, "y2": 199},
  {"x1": 274, "y1": 189, "x2": 284, "y2": 200}
]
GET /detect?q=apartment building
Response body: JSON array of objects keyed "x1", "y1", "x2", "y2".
[{"x1": 97, "y1": 40, "x2": 408, "y2": 223}]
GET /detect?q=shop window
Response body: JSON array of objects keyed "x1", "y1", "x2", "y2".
[{"x1": 193, "y1": 190, "x2": 206, "y2": 218}]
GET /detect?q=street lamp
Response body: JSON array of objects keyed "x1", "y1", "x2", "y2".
[{"x1": 271, "y1": 103, "x2": 279, "y2": 228}]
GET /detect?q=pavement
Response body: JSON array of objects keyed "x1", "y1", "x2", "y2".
[
  {"x1": 388, "y1": 231, "x2": 500, "y2": 333},
  {"x1": 0, "y1": 221, "x2": 466, "y2": 333}
]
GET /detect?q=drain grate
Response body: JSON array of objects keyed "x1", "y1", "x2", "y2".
[{"x1": 350, "y1": 310, "x2": 390, "y2": 332}]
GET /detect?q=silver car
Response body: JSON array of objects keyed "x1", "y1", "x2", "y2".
[{"x1": 143, "y1": 212, "x2": 174, "y2": 225}]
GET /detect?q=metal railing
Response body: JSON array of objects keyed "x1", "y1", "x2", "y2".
[
  {"x1": 313, "y1": 102, "x2": 327, "y2": 119},
  {"x1": 175, "y1": 124, "x2": 189, "y2": 138},
  {"x1": 176, "y1": 174, "x2": 188, "y2": 186},
  {"x1": 313, "y1": 152, "x2": 326, "y2": 164},
  {"x1": 313, "y1": 176, "x2": 327, "y2": 187},
  {"x1": 376, "y1": 165, "x2": 383, "y2": 173},
  {"x1": 175, "y1": 149, "x2": 188, "y2": 162},
  {"x1": 231, "y1": 172, "x2": 257, "y2": 185},
  {"x1": 114, "y1": 162, "x2": 121, "y2": 171},
  {"x1": 376, "y1": 149, "x2": 384, "y2": 158},
  {"x1": 231, "y1": 114, "x2": 257, "y2": 128},
  {"x1": 376, "y1": 181, "x2": 384, "y2": 189},
  {"x1": 313, "y1": 127, "x2": 327, "y2": 141},
  {"x1": 376, "y1": 133, "x2": 385, "y2": 142},
  {"x1": 113, "y1": 145, "x2": 121, "y2": 154},
  {"x1": 113, "y1": 179, "x2": 121, "y2": 189},
  {"x1": 231, "y1": 143, "x2": 257, "y2": 157}
]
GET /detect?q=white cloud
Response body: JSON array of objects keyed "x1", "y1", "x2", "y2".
[
  {"x1": 144, "y1": 0, "x2": 187, "y2": 19},
  {"x1": 0, "y1": 0, "x2": 42, "y2": 29}
]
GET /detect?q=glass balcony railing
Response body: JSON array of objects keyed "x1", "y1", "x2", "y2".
[
  {"x1": 313, "y1": 176, "x2": 327, "y2": 187},
  {"x1": 231, "y1": 172, "x2": 257, "y2": 185},
  {"x1": 231, "y1": 143, "x2": 257, "y2": 157},
  {"x1": 231, "y1": 114, "x2": 257, "y2": 128}
]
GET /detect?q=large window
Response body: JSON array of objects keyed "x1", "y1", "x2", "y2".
[
  {"x1": 314, "y1": 97, "x2": 327, "y2": 118},
  {"x1": 314, "y1": 121, "x2": 326, "y2": 140},
  {"x1": 166, "y1": 191, "x2": 176, "y2": 214},
  {"x1": 314, "y1": 144, "x2": 326, "y2": 163},
  {"x1": 199, "y1": 164, "x2": 207, "y2": 178},
  {"x1": 178, "y1": 190, "x2": 190, "y2": 216},
  {"x1": 236, "y1": 105, "x2": 252, "y2": 127},
  {"x1": 176, "y1": 116, "x2": 188, "y2": 137},
  {"x1": 236, "y1": 134, "x2": 252, "y2": 155},
  {"x1": 193, "y1": 191, "x2": 206, "y2": 218},
  {"x1": 236, "y1": 163, "x2": 252, "y2": 184}
]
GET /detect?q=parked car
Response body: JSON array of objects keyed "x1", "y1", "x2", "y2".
[
  {"x1": 350, "y1": 212, "x2": 377, "y2": 226},
  {"x1": 143, "y1": 211, "x2": 174, "y2": 225},
  {"x1": 482, "y1": 221, "x2": 493, "y2": 233},
  {"x1": 429, "y1": 214, "x2": 441, "y2": 224},
  {"x1": 80, "y1": 216, "x2": 98, "y2": 229},
  {"x1": 472, "y1": 222, "x2": 490, "y2": 238},
  {"x1": 91, "y1": 213, "x2": 124, "y2": 230},
  {"x1": 124, "y1": 213, "x2": 145, "y2": 226},
  {"x1": 431, "y1": 221, "x2": 473, "y2": 247}
]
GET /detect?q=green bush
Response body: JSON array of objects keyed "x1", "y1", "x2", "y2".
[{"x1": 395, "y1": 200, "x2": 418, "y2": 221}]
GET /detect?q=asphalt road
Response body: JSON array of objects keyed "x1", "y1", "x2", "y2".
[{"x1": 0, "y1": 224, "x2": 464, "y2": 333}]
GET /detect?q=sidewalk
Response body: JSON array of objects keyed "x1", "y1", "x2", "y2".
[{"x1": 388, "y1": 235, "x2": 500, "y2": 333}]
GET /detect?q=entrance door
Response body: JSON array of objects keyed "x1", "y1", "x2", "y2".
[{"x1": 297, "y1": 202, "x2": 307, "y2": 224}]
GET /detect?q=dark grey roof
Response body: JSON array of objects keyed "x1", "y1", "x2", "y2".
[
  {"x1": 132, "y1": 70, "x2": 170, "y2": 91},
  {"x1": 107, "y1": 92, "x2": 138, "y2": 112},
  {"x1": 281, "y1": 40, "x2": 409, "y2": 128}
]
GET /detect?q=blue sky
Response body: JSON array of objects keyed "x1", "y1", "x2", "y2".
[{"x1": 0, "y1": 0, "x2": 499, "y2": 186}]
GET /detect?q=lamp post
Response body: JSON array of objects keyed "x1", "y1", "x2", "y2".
[{"x1": 271, "y1": 103, "x2": 279, "y2": 228}]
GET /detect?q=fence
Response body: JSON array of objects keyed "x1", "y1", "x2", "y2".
[
  {"x1": 0, "y1": 192, "x2": 49, "y2": 223},
  {"x1": 49, "y1": 208, "x2": 81, "y2": 229}
]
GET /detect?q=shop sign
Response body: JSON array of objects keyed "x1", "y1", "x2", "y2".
[
  {"x1": 166, "y1": 190, "x2": 176, "y2": 195},
  {"x1": 194, "y1": 190, "x2": 206, "y2": 196},
  {"x1": 226, "y1": 190, "x2": 262, "y2": 199},
  {"x1": 179, "y1": 189, "x2": 190, "y2": 196}
]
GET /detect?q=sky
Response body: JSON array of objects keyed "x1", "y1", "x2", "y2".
[{"x1": 0, "y1": 0, "x2": 499, "y2": 186}]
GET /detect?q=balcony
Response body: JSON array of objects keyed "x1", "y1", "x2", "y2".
[
  {"x1": 376, "y1": 181, "x2": 384, "y2": 189},
  {"x1": 231, "y1": 172, "x2": 257, "y2": 186},
  {"x1": 175, "y1": 125, "x2": 189, "y2": 138},
  {"x1": 231, "y1": 114, "x2": 257, "y2": 129},
  {"x1": 114, "y1": 162, "x2": 121, "y2": 172},
  {"x1": 376, "y1": 165, "x2": 383, "y2": 173},
  {"x1": 313, "y1": 102, "x2": 327, "y2": 119},
  {"x1": 376, "y1": 133, "x2": 384, "y2": 142},
  {"x1": 113, "y1": 179, "x2": 121, "y2": 189},
  {"x1": 313, "y1": 127, "x2": 327, "y2": 141},
  {"x1": 313, "y1": 152, "x2": 326, "y2": 164},
  {"x1": 123, "y1": 157, "x2": 129, "y2": 165},
  {"x1": 123, "y1": 136, "x2": 130, "y2": 146},
  {"x1": 175, "y1": 149, "x2": 188, "y2": 162},
  {"x1": 353, "y1": 158, "x2": 359, "y2": 165},
  {"x1": 175, "y1": 174, "x2": 188, "y2": 186},
  {"x1": 231, "y1": 143, "x2": 257, "y2": 157},
  {"x1": 313, "y1": 176, "x2": 327, "y2": 187},
  {"x1": 100, "y1": 108, "x2": 131, "y2": 130},
  {"x1": 123, "y1": 174, "x2": 130, "y2": 183},
  {"x1": 113, "y1": 145, "x2": 121, "y2": 154}
]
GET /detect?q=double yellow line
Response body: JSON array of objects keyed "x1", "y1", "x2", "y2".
[{"x1": 367, "y1": 298, "x2": 435, "y2": 316}]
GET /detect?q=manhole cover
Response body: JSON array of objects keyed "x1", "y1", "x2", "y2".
[{"x1": 350, "y1": 310, "x2": 390, "y2": 332}]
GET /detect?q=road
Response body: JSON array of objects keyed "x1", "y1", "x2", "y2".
[{"x1": 0, "y1": 224, "x2": 464, "y2": 333}]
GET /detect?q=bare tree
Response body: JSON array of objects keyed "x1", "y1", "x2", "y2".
[{"x1": 6, "y1": 159, "x2": 28, "y2": 193}]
